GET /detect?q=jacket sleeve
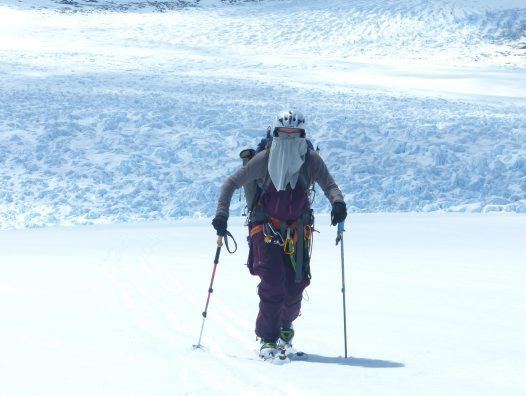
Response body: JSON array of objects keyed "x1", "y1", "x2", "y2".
[
  {"x1": 215, "y1": 151, "x2": 268, "y2": 219},
  {"x1": 308, "y1": 151, "x2": 345, "y2": 205}
]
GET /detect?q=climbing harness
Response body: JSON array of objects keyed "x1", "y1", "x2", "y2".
[{"x1": 250, "y1": 213, "x2": 316, "y2": 281}]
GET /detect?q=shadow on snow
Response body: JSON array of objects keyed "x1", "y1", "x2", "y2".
[{"x1": 304, "y1": 354, "x2": 404, "y2": 368}]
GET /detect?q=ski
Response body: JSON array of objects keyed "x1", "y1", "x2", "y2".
[
  {"x1": 279, "y1": 344, "x2": 308, "y2": 361},
  {"x1": 257, "y1": 344, "x2": 308, "y2": 364},
  {"x1": 258, "y1": 347, "x2": 289, "y2": 364},
  {"x1": 268, "y1": 349, "x2": 291, "y2": 364}
]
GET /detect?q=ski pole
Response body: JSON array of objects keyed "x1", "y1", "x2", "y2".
[
  {"x1": 193, "y1": 231, "x2": 237, "y2": 350},
  {"x1": 335, "y1": 221, "x2": 348, "y2": 358}
]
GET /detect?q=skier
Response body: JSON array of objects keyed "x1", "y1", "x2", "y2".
[{"x1": 212, "y1": 110, "x2": 347, "y2": 359}]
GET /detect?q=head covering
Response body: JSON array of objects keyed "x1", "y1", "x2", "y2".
[
  {"x1": 272, "y1": 110, "x2": 305, "y2": 134},
  {"x1": 268, "y1": 136, "x2": 308, "y2": 191}
]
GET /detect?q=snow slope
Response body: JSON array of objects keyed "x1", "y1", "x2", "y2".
[
  {"x1": 1, "y1": 214, "x2": 525, "y2": 394},
  {"x1": 1, "y1": 0, "x2": 526, "y2": 229}
]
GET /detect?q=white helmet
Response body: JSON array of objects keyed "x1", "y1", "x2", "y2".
[{"x1": 272, "y1": 110, "x2": 306, "y2": 136}]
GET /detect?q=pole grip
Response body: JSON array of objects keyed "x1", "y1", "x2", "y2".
[{"x1": 336, "y1": 221, "x2": 345, "y2": 245}]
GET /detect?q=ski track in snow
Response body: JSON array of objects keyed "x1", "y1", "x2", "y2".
[
  {"x1": 0, "y1": 0, "x2": 525, "y2": 229},
  {"x1": 96, "y1": 223, "x2": 300, "y2": 394}
]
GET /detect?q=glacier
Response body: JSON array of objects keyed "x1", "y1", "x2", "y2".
[{"x1": 0, "y1": 0, "x2": 525, "y2": 229}]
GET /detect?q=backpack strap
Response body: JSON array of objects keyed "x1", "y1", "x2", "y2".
[
  {"x1": 248, "y1": 171, "x2": 270, "y2": 223},
  {"x1": 297, "y1": 149, "x2": 311, "y2": 191}
]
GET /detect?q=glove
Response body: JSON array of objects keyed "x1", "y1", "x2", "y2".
[
  {"x1": 331, "y1": 201, "x2": 347, "y2": 226},
  {"x1": 212, "y1": 214, "x2": 228, "y2": 236}
]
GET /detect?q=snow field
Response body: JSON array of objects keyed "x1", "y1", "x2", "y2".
[
  {"x1": 0, "y1": 0, "x2": 525, "y2": 229},
  {"x1": 1, "y1": 214, "x2": 525, "y2": 394}
]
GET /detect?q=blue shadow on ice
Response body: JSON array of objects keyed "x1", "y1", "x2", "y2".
[{"x1": 304, "y1": 354, "x2": 404, "y2": 368}]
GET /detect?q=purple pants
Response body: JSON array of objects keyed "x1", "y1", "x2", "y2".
[{"x1": 251, "y1": 232, "x2": 310, "y2": 341}]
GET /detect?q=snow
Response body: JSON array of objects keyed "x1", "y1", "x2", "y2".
[
  {"x1": 1, "y1": 1, "x2": 525, "y2": 392},
  {"x1": 1, "y1": 0, "x2": 525, "y2": 393},
  {"x1": 0, "y1": 0, "x2": 525, "y2": 229},
  {"x1": 1, "y1": 214, "x2": 525, "y2": 394}
]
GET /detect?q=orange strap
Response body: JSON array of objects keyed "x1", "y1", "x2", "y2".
[
  {"x1": 270, "y1": 217, "x2": 284, "y2": 228},
  {"x1": 250, "y1": 224, "x2": 264, "y2": 238}
]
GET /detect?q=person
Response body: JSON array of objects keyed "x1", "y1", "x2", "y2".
[{"x1": 212, "y1": 109, "x2": 346, "y2": 359}]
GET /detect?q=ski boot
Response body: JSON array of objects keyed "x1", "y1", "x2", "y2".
[
  {"x1": 277, "y1": 323, "x2": 294, "y2": 349},
  {"x1": 259, "y1": 339, "x2": 278, "y2": 360}
]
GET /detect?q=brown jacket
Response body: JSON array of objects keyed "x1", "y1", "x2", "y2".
[{"x1": 215, "y1": 149, "x2": 344, "y2": 219}]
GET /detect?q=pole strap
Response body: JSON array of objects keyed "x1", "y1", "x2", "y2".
[{"x1": 223, "y1": 230, "x2": 237, "y2": 254}]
